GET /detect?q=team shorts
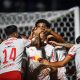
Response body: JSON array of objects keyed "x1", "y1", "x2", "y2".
[{"x1": 0, "y1": 71, "x2": 22, "y2": 80}]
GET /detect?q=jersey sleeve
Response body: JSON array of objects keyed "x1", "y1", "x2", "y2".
[
  {"x1": 68, "y1": 45, "x2": 77, "y2": 57},
  {"x1": 22, "y1": 38, "x2": 31, "y2": 47}
]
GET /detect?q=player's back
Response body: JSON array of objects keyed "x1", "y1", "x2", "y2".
[{"x1": 0, "y1": 37, "x2": 26, "y2": 74}]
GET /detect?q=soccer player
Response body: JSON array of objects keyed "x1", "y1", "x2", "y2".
[
  {"x1": 29, "y1": 19, "x2": 65, "y2": 43},
  {"x1": 40, "y1": 31, "x2": 68, "y2": 80},
  {"x1": 40, "y1": 42, "x2": 80, "y2": 80},
  {"x1": 26, "y1": 36, "x2": 49, "y2": 80},
  {"x1": 0, "y1": 25, "x2": 30, "y2": 80},
  {"x1": 26, "y1": 35, "x2": 58, "y2": 80}
]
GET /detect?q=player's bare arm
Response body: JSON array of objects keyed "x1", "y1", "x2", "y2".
[
  {"x1": 45, "y1": 28, "x2": 65, "y2": 43},
  {"x1": 49, "y1": 41, "x2": 74, "y2": 49},
  {"x1": 40, "y1": 55, "x2": 73, "y2": 68}
]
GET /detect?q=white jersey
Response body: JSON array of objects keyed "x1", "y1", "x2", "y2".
[
  {"x1": 68, "y1": 44, "x2": 80, "y2": 79},
  {"x1": 44, "y1": 44, "x2": 56, "y2": 62},
  {"x1": 55, "y1": 46, "x2": 68, "y2": 80},
  {"x1": 26, "y1": 46, "x2": 50, "y2": 80},
  {"x1": 44, "y1": 44, "x2": 56, "y2": 80},
  {"x1": 26, "y1": 46, "x2": 42, "y2": 71},
  {"x1": 0, "y1": 37, "x2": 29, "y2": 74},
  {"x1": 44, "y1": 44, "x2": 67, "y2": 80}
]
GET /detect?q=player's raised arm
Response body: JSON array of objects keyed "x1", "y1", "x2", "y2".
[
  {"x1": 49, "y1": 41, "x2": 74, "y2": 49},
  {"x1": 45, "y1": 28, "x2": 65, "y2": 43}
]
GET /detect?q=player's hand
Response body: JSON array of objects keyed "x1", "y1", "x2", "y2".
[
  {"x1": 32, "y1": 27, "x2": 37, "y2": 31},
  {"x1": 44, "y1": 28, "x2": 52, "y2": 32},
  {"x1": 41, "y1": 68, "x2": 50, "y2": 76},
  {"x1": 40, "y1": 59, "x2": 50, "y2": 65},
  {"x1": 49, "y1": 41, "x2": 59, "y2": 46},
  {"x1": 38, "y1": 68, "x2": 50, "y2": 79}
]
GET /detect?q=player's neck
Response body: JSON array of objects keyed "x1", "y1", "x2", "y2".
[
  {"x1": 8, "y1": 35, "x2": 17, "y2": 38},
  {"x1": 8, "y1": 32, "x2": 18, "y2": 38}
]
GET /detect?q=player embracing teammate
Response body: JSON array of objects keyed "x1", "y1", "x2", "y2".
[{"x1": 0, "y1": 25, "x2": 30, "y2": 80}]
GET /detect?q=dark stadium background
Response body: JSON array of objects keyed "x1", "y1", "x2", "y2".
[{"x1": 0, "y1": 0, "x2": 80, "y2": 12}]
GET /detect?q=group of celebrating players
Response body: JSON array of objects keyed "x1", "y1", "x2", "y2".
[{"x1": 0, "y1": 19, "x2": 80, "y2": 80}]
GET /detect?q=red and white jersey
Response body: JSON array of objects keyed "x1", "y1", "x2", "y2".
[
  {"x1": 44, "y1": 44, "x2": 67, "y2": 80},
  {"x1": 26, "y1": 47, "x2": 42, "y2": 71},
  {"x1": 68, "y1": 44, "x2": 80, "y2": 79},
  {"x1": 55, "y1": 46, "x2": 67, "y2": 80},
  {"x1": 44, "y1": 44, "x2": 56, "y2": 62},
  {"x1": 0, "y1": 37, "x2": 29, "y2": 74},
  {"x1": 26, "y1": 46, "x2": 51, "y2": 80}
]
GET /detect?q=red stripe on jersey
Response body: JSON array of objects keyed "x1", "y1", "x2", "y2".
[
  {"x1": 70, "y1": 46, "x2": 76, "y2": 52},
  {"x1": 5, "y1": 42, "x2": 13, "y2": 45},
  {"x1": 67, "y1": 54, "x2": 74, "y2": 57},
  {"x1": 29, "y1": 56, "x2": 35, "y2": 60},
  {"x1": 52, "y1": 52, "x2": 54, "y2": 60}
]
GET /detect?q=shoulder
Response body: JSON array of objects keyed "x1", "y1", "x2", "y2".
[
  {"x1": 69, "y1": 44, "x2": 79, "y2": 52},
  {"x1": 26, "y1": 46, "x2": 36, "y2": 51},
  {"x1": 45, "y1": 44, "x2": 54, "y2": 48}
]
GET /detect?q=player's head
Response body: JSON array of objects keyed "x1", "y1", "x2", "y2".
[
  {"x1": 76, "y1": 36, "x2": 80, "y2": 44},
  {"x1": 44, "y1": 31, "x2": 57, "y2": 43},
  {"x1": 31, "y1": 36, "x2": 41, "y2": 48},
  {"x1": 5, "y1": 25, "x2": 18, "y2": 37},
  {"x1": 35, "y1": 19, "x2": 51, "y2": 29}
]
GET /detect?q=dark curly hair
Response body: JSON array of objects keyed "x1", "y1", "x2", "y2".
[
  {"x1": 5, "y1": 25, "x2": 17, "y2": 36},
  {"x1": 35, "y1": 19, "x2": 51, "y2": 28}
]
